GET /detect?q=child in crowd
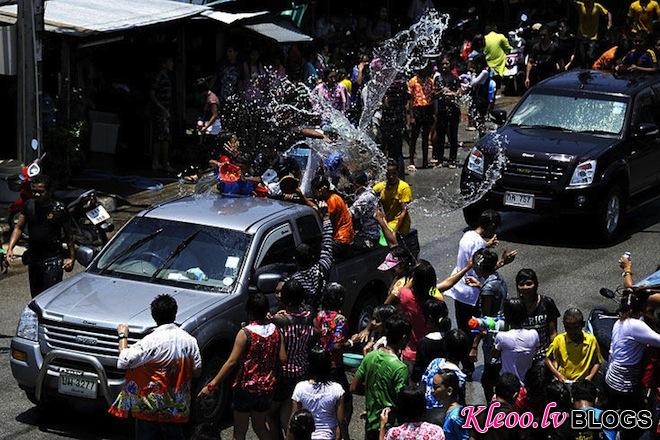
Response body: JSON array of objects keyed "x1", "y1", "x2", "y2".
[
  {"x1": 493, "y1": 298, "x2": 539, "y2": 384},
  {"x1": 198, "y1": 293, "x2": 286, "y2": 440},
  {"x1": 470, "y1": 373, "x2": 521, "y2": 440},
  {"x1": 379, "y1": 386, "x2": 446, "y2": 440},
  {"x1": 432, "y1": 370, "x2": 469, "y2": 440},
  {"x1": 351, "y1": 315, "x2": 411, "y2": 440},
  {"x1": 349, "y1": 304, "x2": 397, "y2": 355},
  {"x1": 287, "y1": 409, "x2": 316, "y2": 440},
  {"x1": 291, "y1": 347, "x2": 348, "y2": 440},
  {"x1": 421, "y1": 329, "x2": 469, "y2": 425},
  {"x1": 469, "y1": 248, "x2": 508, "y2": 401},
  {"x1": 271, "y1": 279, "x2": 318, "y2": 438},
  {"x1": 571, "y1": 379, "x2": 617, "y2": 440},
  {"x1": 314, "y1": 283, "x2": 352, "y2": 425},
  {"x1": 412, "y1": 299, "x2": 451, "y2": 383},
  {"x1": 546, "y1": 308, "x2": 602, "y2": 383}
]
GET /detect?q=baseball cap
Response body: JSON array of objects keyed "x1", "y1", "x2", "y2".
[{"x1": 378, "y1": 252, "x2": 401, "y2": 271}]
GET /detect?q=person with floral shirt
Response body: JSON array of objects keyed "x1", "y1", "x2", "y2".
[
  {"x1": 110, "y1": 294, "x2": 202, "y2": 439},
  {"x1": 379, "y1": 385, "x2": 445, "y2": 440}
]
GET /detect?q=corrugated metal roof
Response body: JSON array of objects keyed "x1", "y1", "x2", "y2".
[
  {"x1": 244, "y1": 22, "x2": 312, "y2": 43},
  {"x1": 0, "y1": 0, "x2": 208, "y2": 36}
]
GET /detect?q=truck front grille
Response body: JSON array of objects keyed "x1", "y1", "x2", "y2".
[
  {"x1": 503, "y1": 161, "x2": 568, "y2": 184},
  {"x1": 42, "y1": 321, "x2": 139, "y2": 359}
]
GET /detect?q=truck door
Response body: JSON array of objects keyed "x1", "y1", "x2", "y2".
[
  {"x1": 629, "y1": 89, "x2": 660, "y2": 194},
  {"x1": 254, "y1": 222, "x2": 296, "y2": 309}
]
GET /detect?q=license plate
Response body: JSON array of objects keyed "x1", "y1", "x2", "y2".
[
  {"x1": 58, "y1": 369, "x2": 97, "y2": 399},
  {"x1": 504, "y1": 191, "x2": 535, "y2": 209},
  {"x1": 86, "y1": 205, "x2": 110, "y2": 225}
]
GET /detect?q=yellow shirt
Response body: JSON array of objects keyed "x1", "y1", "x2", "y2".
[
  {"x1": 629, "y1": 0, "x2": 660, "y2": 33},
  {"x1": 576, "y1": 1, "x2": 609, "y2": 40},
  {"x1": 484, "y1": 32, "x2": 513, "y2": 77},
  {"x1": 546, "y1": 330, "x2": 602, "y2": 381},
  {"x1": 373, "y1": 179, "x2": 412, "y2": 235},
  {"x1": 340, "y1": 78, "x2": 352, "y2": 95}
]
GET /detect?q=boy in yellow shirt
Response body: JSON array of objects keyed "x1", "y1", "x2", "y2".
[
  {"x1": 628, "y1": 0, "x2": 660, "y2": 34},
  {"x1": 545, "y1": 308, "x2": 602, "y2": 382}
]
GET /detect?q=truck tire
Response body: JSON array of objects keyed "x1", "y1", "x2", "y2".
[
  {"x1": 192, "y1": 354, "x2": 230, "y2": 425},
  {"x1": 595, "y1": 185, "x2": 624, "y2": 242},
  {"x1": 350, "y1": 291, "x2": 384, "y2": 335}
]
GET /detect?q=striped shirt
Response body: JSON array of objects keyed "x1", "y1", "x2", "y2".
[
  {"x1": 273, "y1": 310, "x2": 316, "y2": 379},
  {"x1": 290, "y1": 219, "x2": 334, "y2": 306}
]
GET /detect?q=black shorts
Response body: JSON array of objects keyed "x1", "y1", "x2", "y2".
[{"x1": 232, "y1": 388, "x2": 272, "y2": 413}]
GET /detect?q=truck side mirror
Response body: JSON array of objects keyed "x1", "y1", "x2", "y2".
[
  {"x1": 76, "y1": 245, "x2": 97, "y2": 267},
  {"x1": 491, "y1": 109, "x2": 508, "y2": 125},
  {"x1": 634, "y1": 123, "x2": 659, "y2": 138},
  {"x1": 257, "y1": 273, "x2": 282, "y2": 293}
]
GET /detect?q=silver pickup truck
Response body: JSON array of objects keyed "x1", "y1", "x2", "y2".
[{"x1": 10, "y1": 193, "x2": 419, "y2": 422}]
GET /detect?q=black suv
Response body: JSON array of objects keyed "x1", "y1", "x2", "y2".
[{"x1": 461, "y1": 70, "x2": 660, "y2": 241}]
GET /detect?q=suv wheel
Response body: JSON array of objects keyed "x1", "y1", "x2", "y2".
[
  {"x1": 193, "y1": 354, "x2": 229, "y2": 425},
  {"x1": 596, "y1": 185, "x2": 624, "y2": 242},
  {"x1": 351, "y1": 291, "x2": 383, "y2": 335}
]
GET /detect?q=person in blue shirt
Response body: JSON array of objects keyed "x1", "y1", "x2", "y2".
[
  {"x1": 572, "y1": 379, "x2": 617, "y2": 440},
  {"x1": 432, "y1": 369, "x2": 470, "y2": 439}
]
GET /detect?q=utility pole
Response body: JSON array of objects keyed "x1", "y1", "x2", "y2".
[{"x1": 16, "y1": 0, "x2": 43, "y2": 163}]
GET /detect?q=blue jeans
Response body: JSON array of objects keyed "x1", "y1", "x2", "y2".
[{"x1": 134, "y1": 420, "x2": 185, "y2": 440}]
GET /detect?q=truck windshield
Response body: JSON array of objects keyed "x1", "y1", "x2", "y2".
[
  {"x1": 509, "y1": 92, "x2": 628, "y2": 135},
  {"x1": 91, "y1": 217, "x2": 251, "y2": 292}
]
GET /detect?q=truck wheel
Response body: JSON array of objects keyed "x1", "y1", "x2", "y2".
[
  {"x1": 595, "y1": 185, "x2": 624, "y2": 242},
  {"x1": 193, "y1": 355, "x2": 230, "y2": 425},
  {"x1": 351, "y1": 292, "x2": 383, "y2": 335}
]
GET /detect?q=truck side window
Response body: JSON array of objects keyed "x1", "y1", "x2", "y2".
[
  {"x1": 256, "y1": 223, "x2": 296, "y2": 268},
  {"x1": 296, "y1": 215, "x2": 322, "y2": 251}
]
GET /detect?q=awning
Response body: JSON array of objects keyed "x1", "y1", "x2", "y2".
[
  {"x1": 0, "y1": 0, "x2": 208, "y2": 36},
  {"x1": 201, "y1": 10, "x2": 268, "y2": 25},
  {"x1": 244, "y1": 22, "x2": 312, "y2": 43}
]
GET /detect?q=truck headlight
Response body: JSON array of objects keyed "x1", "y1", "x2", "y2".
[
  {"x1": 569, "y1": 160, "x2": 597, "y2": 186},
  {"x1": 467, "y1": 148, "x2": 484, "y2": 175},
  {"x1": 16, "y1": 307, "x2": 38, "y2": 341}
]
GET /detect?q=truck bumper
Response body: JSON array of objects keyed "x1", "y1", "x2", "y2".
[{"x1": 10, "y1": 337, "x2": 123, "y2": 406}]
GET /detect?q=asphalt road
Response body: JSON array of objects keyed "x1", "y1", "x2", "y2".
[{"x1": 1, "y1": 159, "x2": 659, "y2": 439}]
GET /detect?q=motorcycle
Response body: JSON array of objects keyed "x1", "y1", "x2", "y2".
[
  {"x1": 55, "y1": 188, "x2": 114, "y2": 250},
  {"x1": 503, "y1": 14, "x2": 530, "y2": 96},
  {"x1": 586, "y1": 287, "x2": 621, "y2": 361}
]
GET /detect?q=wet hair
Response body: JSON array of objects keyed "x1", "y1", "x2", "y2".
[
  {"x1": 477, "y1": 209, "x2": 501, "y2": 230},
  {"x1": 495, "y1": 373, "x2": 520, "y2": 403},
  {"x1": 245, "y1": 293, "x2": 269, "y2": 322},
  {"x1": 384, "y1": 314, "x2": 412, "y2": 347},
  {"x1": 471, "y1": 34, "x2": 485, "y2": 51},
  {"x1": 281, "y1": 279, "x2": 306, "y2": 309},
  {"x1": 563, "y1": 308, "x2": 584, "y2": 323},
  {"x1": 620, "y1": 289, "x2": 650, "y2": 320},
  {"x1": 294, "y1": 243, "x2": 314, "y2": 269},
  {"x1": 503, "y1": 298, "x2": 528, "y2": 329},
  {"x1": 308, "y1": 346, "x2": 332, "y2": 384},
  {"x1": 311, "y1": 175, "x2": 330, "y2": 192},
  {"x1": 436, "y1": 369, "x2": 460, "y2": 400},
  {"x1": 351, "y1": 171, "x2": 369, "y2": 187},
  {"x1": 288, "y1": 409, "x2": 315, "y2": 440},
  {"x1": 422, "y1": 299, "x2": 451, "y2": 332},
  {"x1": 443, "y1": 329, "x2": 469, "y2": 362},
  {"x1": 545, "y1": 381, "x2": 572, "y2": 410},
  {"x1": 372, "y1": 304, "x2": 397, "y2": 322},
  {"x1": 516, "y1": 268, "x2": 539, "y2": 288},
  {"x1": 473, "y1": 248, "x2": 499, "y2": 275},
  {"x1": 473, "y1": 54, "x2": 488, "y2": 70},
  {"x1": 322, "y1": 282, "x2": 345, "y2": 311},
  {"x1": 151, "y1": 294, "x2": 178, "y2": 325},
  {"x1": 571, "y1": 379, "x2": 598, "y2": 403},
  {"x1": 391, "y1": 246, "x2": 416, "y2": 276},
  {"x1": 411, "y1": 260, "x2": 438, "y2": 303},
  {"x1": 395, "y1": 386, "x2": 426, "y2": 422},
  {"x1": 386, "y1": 159, "x2": 399, "y2": 172}
]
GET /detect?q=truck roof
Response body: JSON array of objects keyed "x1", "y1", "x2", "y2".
[
  {"x1": 142, "y1": 193, "x2": 310, "y2": 232},
  {"x1": 536, "y1": 70, "x2": 660, "y2": 96}
]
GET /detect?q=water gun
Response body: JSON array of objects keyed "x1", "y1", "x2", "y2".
[{"x1": 468, "y1": 316, "x2": 505, "y2": 335}]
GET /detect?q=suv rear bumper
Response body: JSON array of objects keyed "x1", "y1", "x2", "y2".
[{"x1": 10, "y1": 336, "x2": 123, "y2": 406}]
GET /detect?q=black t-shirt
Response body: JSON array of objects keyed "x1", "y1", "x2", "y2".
[
  {"x1": 434, "y1": 72, "x2": 461, "y2": 113},
  {"x1": 23, "y1": 198, "x2": 71, "y2": 261},
  {"x1": 412, "y1": 333, "x2": 446, "y2": 383},
  {"x1": 530, "y1": 42, "x2": 560, "y2": 81},
  {"x1": 522, "y1": 295, "x2": 561, "y2": 363}
]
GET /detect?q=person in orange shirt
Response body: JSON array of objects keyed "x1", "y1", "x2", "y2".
[
  {"x1": 628, "y1": 0, "x2": 660, "y2": 34},
  {"x1": 407, "y1": 65, "x2": 435, "y2": 169},
  {"x1": 307, "y1": 175, "x2": 354, "y2": 251},
  {"x1": 592, "y1": 36, "x2": 631, "y2": 71}
]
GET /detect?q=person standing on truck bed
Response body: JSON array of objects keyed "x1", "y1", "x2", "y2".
[
  {"x1": 6, "y1": 174, "x2": 75, "y2": 298},
  {"x1": 109, "y1": 294, "x2": 202, "y2": 440},
  {"x1": 373, "y1": 161, "x2": 413, "y2": 237}
]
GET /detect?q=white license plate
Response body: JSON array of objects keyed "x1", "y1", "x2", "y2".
[
  {"x1": 58, "y1": 369, "x2": 97, "y2": 399},
  {"x1": 86, "y1": 205, "x2": 110, "y2": 225},
  {"x1": 504, "y1": 191, "x2": 535, "y2": 209}
]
